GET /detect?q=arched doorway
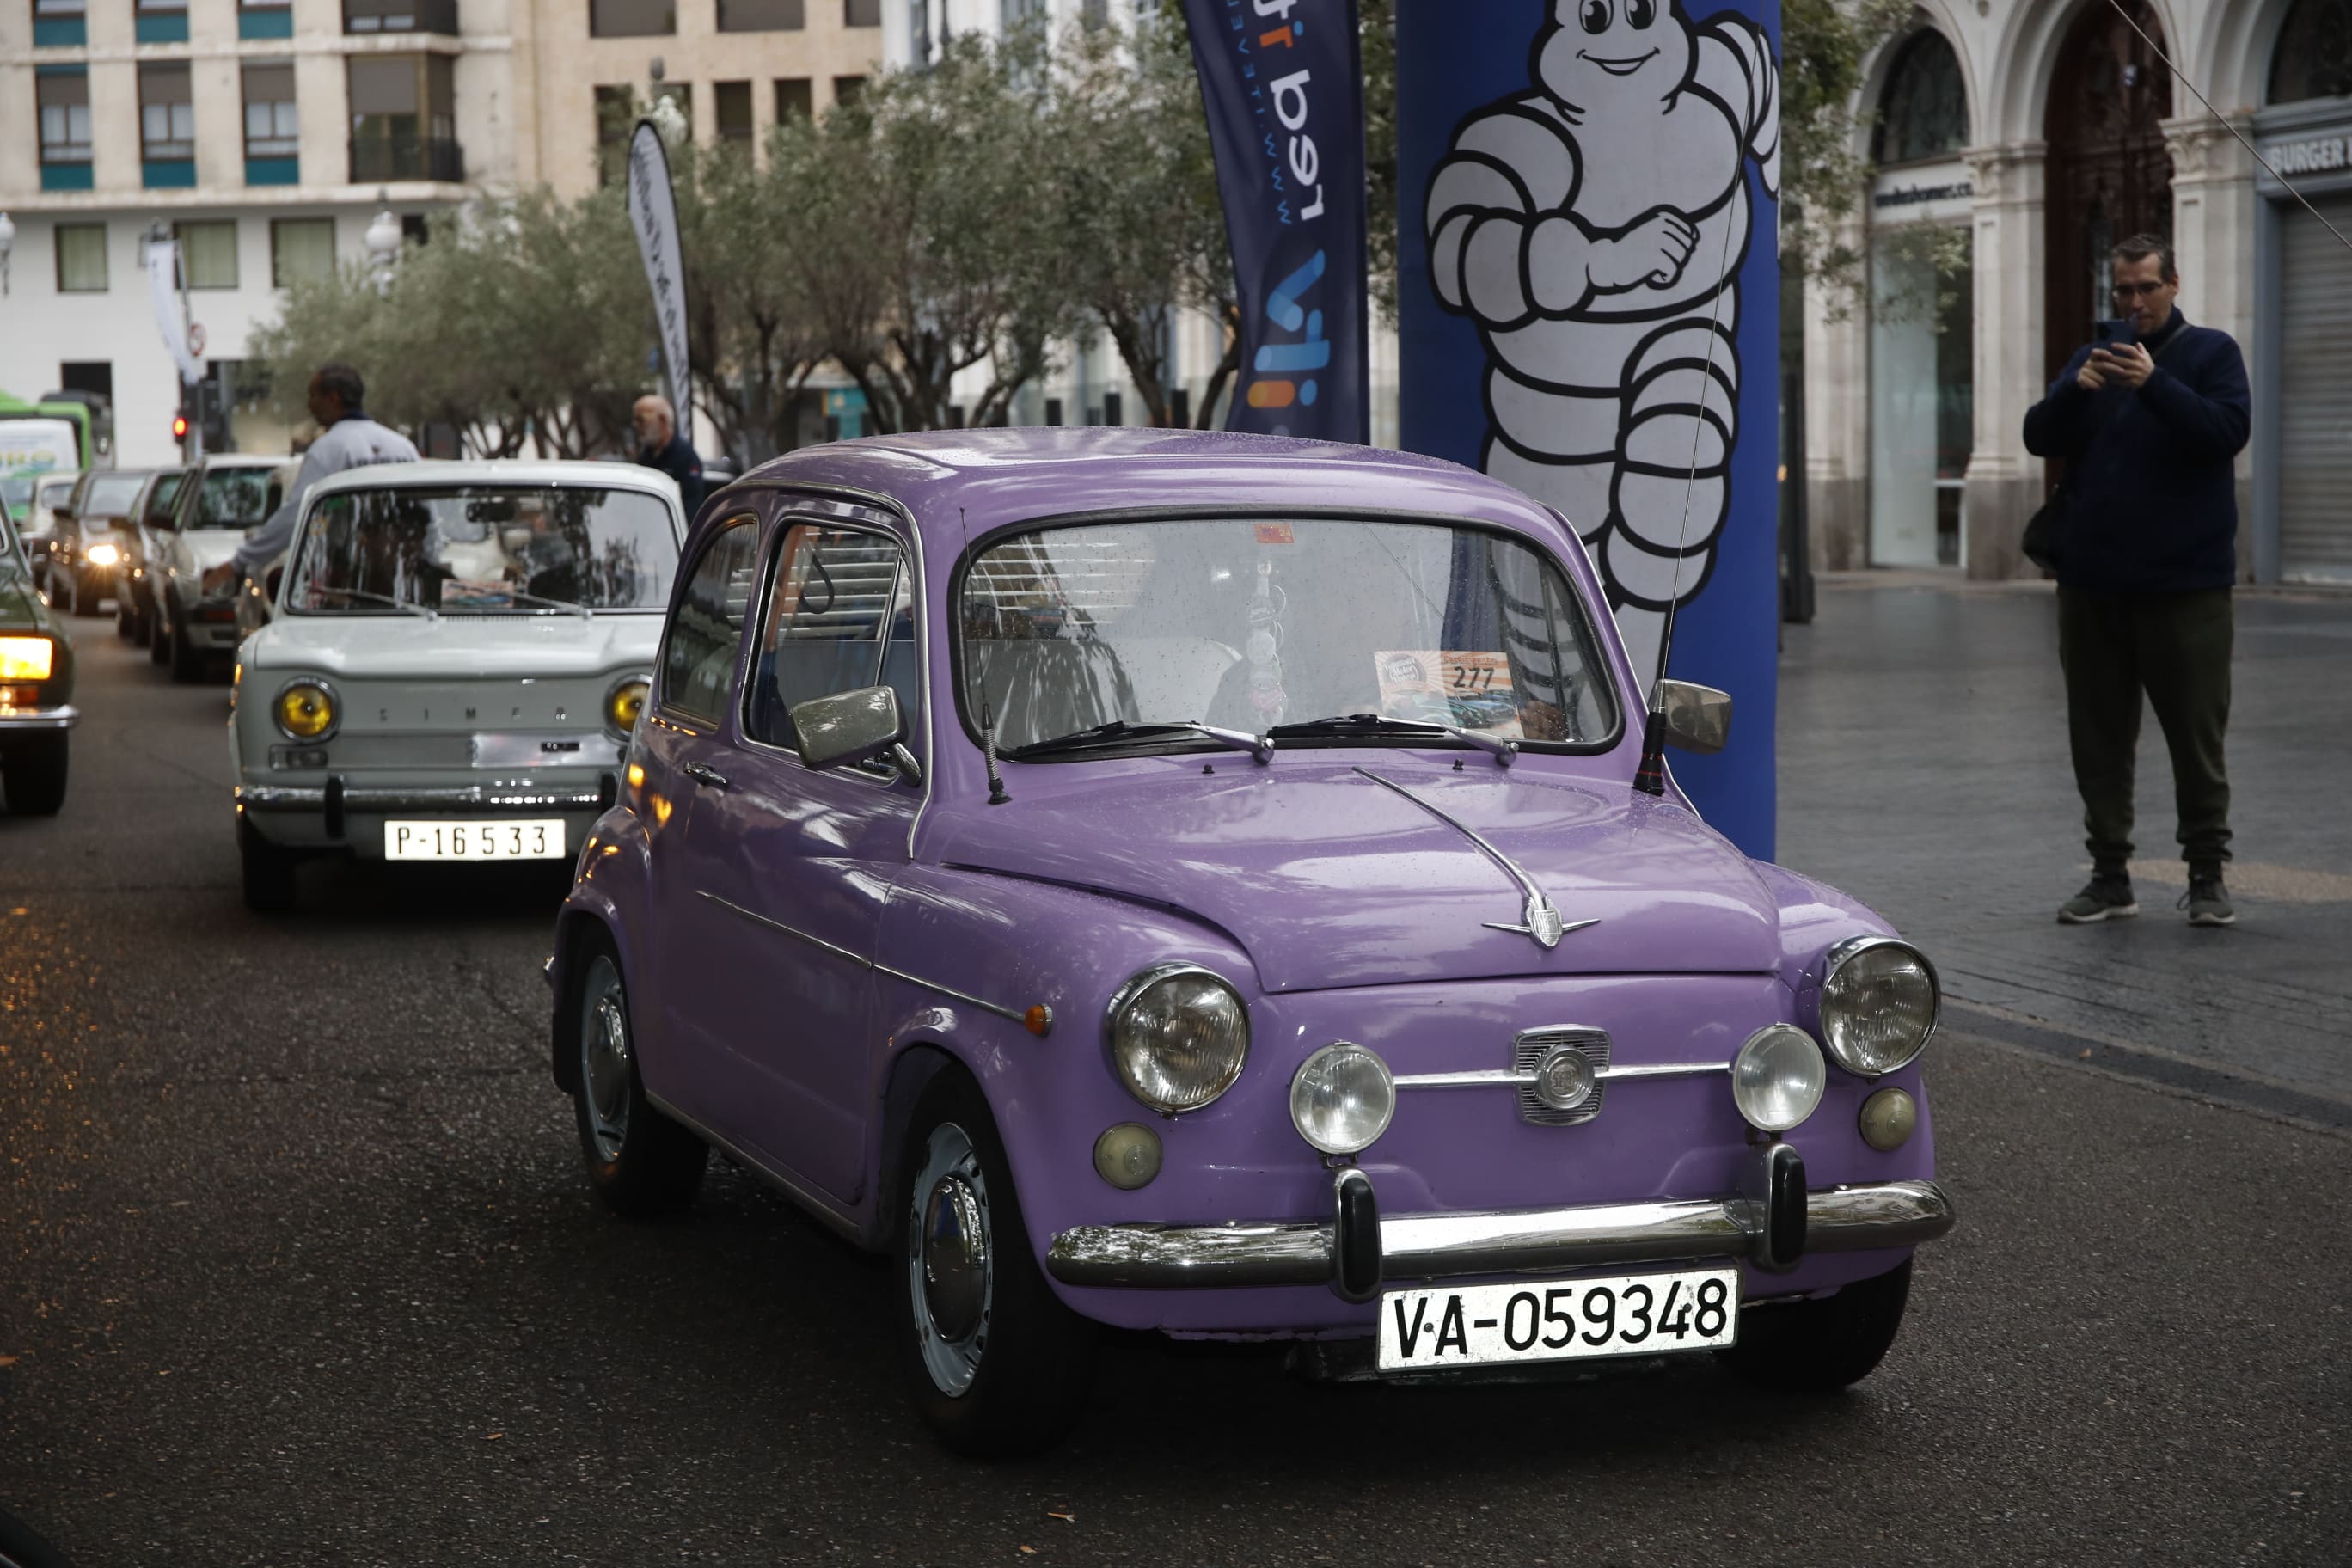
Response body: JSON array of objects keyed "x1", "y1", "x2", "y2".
[{"x1": 2043, "y1": 0, "x2": 2174, "y2": 389}]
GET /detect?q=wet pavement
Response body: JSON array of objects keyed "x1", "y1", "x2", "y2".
[{"x1": 3, "y1": 586, "x2": 2349, "y2": 1566}]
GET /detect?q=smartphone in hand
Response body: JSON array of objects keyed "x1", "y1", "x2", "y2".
[{"x1": 2092, "y1": 318, "x2": 2135, "y2": 355}]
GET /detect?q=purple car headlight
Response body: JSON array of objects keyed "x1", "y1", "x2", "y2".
[
  {"x1": 1819, "y1": 938, "x2": 1940, "y2": 1078},
  {"x1": 1104, "y1": 963, "x2": 1250, "y2": 1114}
]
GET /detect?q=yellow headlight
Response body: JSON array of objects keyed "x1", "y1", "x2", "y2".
[
  {"x1": 85, "y1": 542, "x2": 120, "y2": 567},
  {"x1": 0, "y1": 638, "x2": 55, "y2": 681},
  {"x1": 607, "y1": 677, "x2": 650, "y2": 735},
  {"x1": 275, "y1": 681, "x2": 337, "y2": 740}
]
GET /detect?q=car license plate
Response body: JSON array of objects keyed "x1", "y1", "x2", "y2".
[
  {"x1": 1376, "y1": 1265, "x2": 1739, "y2": 1373},
  {"x1": 383, "y1": 819, "x2": 566, "y2": 861}
]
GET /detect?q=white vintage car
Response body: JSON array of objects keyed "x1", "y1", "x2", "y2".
[{"x1": 230, "y1": 460, "x2": 687, "y2": 911}]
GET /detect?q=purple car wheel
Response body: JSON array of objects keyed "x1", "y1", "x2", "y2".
[
  {"x1": 571, "y1": 947, "x2": 706, "y2": 1217},
  {"x1": 891, "y1": 1075, "x2": 1095, "y2": 1456}
]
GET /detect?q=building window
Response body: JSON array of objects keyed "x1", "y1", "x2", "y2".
[
  {"x1": 33, "y1": 0, "x2": 87, "y2": 47},
  {"x1": 2270, "y1": 0, "x2": 2352, "y2": 105},
  {"x1": 775, "y1": 77, "x2": 812, "y2": 123},
  {"x1": 37, "y1": 70, "x2": 92, "y2": 165},
  {"x1": 590, "y1": 0, "x2": 673, "y2": 37},
  {"x1": 141, "y1": 63, "x2": 196, "y2": 174},
  {"x1": 831, "y1": 76, "x2": 866, "y2": 111},
  {"x1": 243, "y1": 62, "x2": 298, "y2": 156},
  {"x1": 135, "y1": 0, "x2": 189, "y2": 42},
  {"x1": 346, "y1": 0, "x2": 460, "y2": 34},
  {"x1": 174, "y1": 220, "x2": 240, "y2": 290},
  {"x1": 720, "y1": 0, "x2": 801, "y2": 29},
  {"x1": 715, "y1": 81, "x2": 754, "y2": 145},
  {"x1": 845, "y1": 0, "x2": 878, "y2": 25},
  {"x1": 54, "y1": 224, "x2": 108, "y2": 292},
  {"x1": 271, "y1": 218, "x2": 337, "y2": 289},
  {"x1": 1872, "y1": 30, "x2": 1969, "y2": 166},
  {"x1": 349, "y1": 55, "x2": 459, "y2": 181},
  {"x1": 239, "y1": 0, "x2": 294, "y2": 40}
]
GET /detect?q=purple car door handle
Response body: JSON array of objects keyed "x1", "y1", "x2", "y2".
[{"x1": 682, "y1": 762, "x2": 730, "y2": 789}]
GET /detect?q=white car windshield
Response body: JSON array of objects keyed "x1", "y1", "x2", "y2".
[
  {"x1": 188, "y1": 467, "x2": 275, "y2": 529},
  {"x1": 959, "y1": 518, "x2": 1620, "y2": 755},
  {"x1": 82, "y1": 474, "x2": 148, "y2": 518},
  {"x1": 288, "y1": 485, "x2": 678, "y2": 615}
]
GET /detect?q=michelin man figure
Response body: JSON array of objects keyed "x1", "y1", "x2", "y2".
[{"x1": 1427, "y1": 0, "x2": 1779, "y2": 683}]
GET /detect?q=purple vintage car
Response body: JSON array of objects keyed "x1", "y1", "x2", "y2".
[{"x1": 547, "y1": 428, "x2": 1954, "y2": 1455}]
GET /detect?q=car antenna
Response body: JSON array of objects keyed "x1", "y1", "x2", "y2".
[
  {"x1": 958, "y1": 504, "x2": 1012, "y2": 805},
  {"x1": 1633, "y1": 195, "x2": 1744, "y2": 798}
]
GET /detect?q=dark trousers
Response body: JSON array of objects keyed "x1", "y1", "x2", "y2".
[{"x1": 2057, "y1": 587, "x2": 2233, "y2": 876}]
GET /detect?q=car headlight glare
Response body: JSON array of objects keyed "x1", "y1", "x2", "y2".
[
  {"x1": 0, "y1": 636, "x2": 55, "y2": 680},
  {"x1": 273, "y1": 679, "x2": 339, "y2": 742},
  {"x1": 85, "y1": 542, "x2": 119, "y2": 567},
  {"x1": 606, "y1": 676, "x2": 651, "y2": 737},
  {"x1": 1289, "y1": 1042, "x2": 1396, "y2": 1155},
  {"x1": 1731, "y1": 1025, "x2": 1827, "y2": 1134},
  {"x1": 1105, "y1": 964, "x2": 1249, "y2": 1114},
  {"x1": 1819, "y1": 938, "x2": 1940, "y2": 1076}
]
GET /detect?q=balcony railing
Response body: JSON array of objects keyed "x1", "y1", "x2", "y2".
[
  {"x1": 344, "y1": 0, "x2": 458, "y2": 34},
  {"x1": 349, "y1": 135, "x2": 464, "y2": 184}
]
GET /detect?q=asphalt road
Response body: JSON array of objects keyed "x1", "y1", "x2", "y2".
[{"x1": 3, "y1": 598, "x2": 2349, "y2": 1566}]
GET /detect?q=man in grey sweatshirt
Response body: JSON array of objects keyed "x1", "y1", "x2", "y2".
[{"x1": 202, "y1": 362, "x2": 418, "y2": 594}]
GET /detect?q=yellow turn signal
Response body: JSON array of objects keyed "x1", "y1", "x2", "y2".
[
  {"x1": 607, "y1": 677, "x2": 650, "y2": 737},
  {"x1": 275, "y1": 680, "x2": 337, "y2": 741},
  {"x1": 0, "y1": 637, "x2": 55, "y2": 681}
]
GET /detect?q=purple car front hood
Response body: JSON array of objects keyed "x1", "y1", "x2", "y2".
[{"x1": 929, "y1": 758, "x2": 1781, "y2": 991}]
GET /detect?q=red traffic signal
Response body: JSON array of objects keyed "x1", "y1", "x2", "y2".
[{"x1": 172, "y1": 413, "x2": 189, "y2": 439}]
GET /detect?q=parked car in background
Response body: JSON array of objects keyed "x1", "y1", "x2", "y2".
[
  {"x1": 120, "y1": 467, "x2": 190, "y2": 645},
  {"x1": 149, "y1": 455, "x2": 279, "y2": 682},
  {"x1": 52, "y1": 468, "x2": 155, "y2": 617},
  {"x1": 1, "y1": 505, "x2": 75, "y2": 815},
  {"x1": 546, "y1": 430, "x2": 1957, "y2": 1455},
  {"x1": 16, "y1": 474, "x2": 79, "y2": 596},
  {"x1": 230, "y1": 457, "x2": 305, "y2": 646},
  {"x1": 229, "y1": 461, "x2": 686, "y2": 911}
]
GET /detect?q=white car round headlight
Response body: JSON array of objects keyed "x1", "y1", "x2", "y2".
[
  {"x1": 1289, "y1": 1042, "x2": 1395, "y2": 1155},
  {"x1": 1105, "y1": 964, "x2": 1249, "y2": 1113},
  {"x1": 85, "y1": 542, "x2": 120, "y2": 567},
  {"x1": 1819, "y1": 938, "x2": 1940, "y2": 1076},
  {"x1": 1731, "y1": 1025, "x2": 1826, "y2": 1134}
]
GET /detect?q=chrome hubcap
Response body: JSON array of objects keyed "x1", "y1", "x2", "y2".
[
  {"x1": 579, "y1": 957, "x2": 631, "y2": 1163},
  {"x1": 906, "y1": 1121, "x2": 992, "y2": 1397}
]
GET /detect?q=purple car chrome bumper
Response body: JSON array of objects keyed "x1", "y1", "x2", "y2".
[{"x1": 1045, "y1": 1149, "x2": 1953, "y2": 1297}]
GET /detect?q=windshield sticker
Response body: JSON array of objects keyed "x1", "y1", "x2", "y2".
[
  {"x1": 439, "y1": 577, "x2": 517, "y2": 609},
  {"x1": 1253, "y1": 522, "x2": 1294, "y2": 546},
  {"x1": 1375, "y1": 650, "x2": 1524, "y2": 738}
]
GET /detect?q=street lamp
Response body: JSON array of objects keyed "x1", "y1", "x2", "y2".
[
  {"x1": 364, "y1": 196, "x2": 401, "y2": 296},
  {"x1": 0, "y1": 211, "x2": 15, "y2": 297}
]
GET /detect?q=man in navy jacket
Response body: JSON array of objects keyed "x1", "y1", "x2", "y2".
[{"x1": 2024, "y1": 235, "x2": 2251, "y2": 928}]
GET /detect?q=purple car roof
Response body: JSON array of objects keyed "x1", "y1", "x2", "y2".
[{"x1": 720, "y1": 427, "x2": 1564, "y2": 550}]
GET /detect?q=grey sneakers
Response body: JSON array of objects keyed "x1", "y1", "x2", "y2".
[
  {"x1": 2181, "y1": 876, "x2": 2237, "y2": 927},
  {"x1": 2058, "y1": 877, "x2": 2138, "y2": 923}
]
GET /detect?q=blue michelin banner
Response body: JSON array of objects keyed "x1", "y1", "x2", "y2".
[{"x1": 1182, "y1": 0, "x2": 1369, "y2": 444}]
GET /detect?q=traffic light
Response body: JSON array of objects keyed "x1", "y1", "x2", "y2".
[
  {"x1": 171, "y1": 410, "x2": 189, "y2": 442},
  {"x1": 197, "y1": 379, "x2": 230, "y2": 451}
]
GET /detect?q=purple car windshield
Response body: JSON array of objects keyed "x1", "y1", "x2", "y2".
[{"x1": 960, "y1": 518, "x2": 1619, "y2": 752}]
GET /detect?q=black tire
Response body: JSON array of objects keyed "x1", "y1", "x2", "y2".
[
  {"x1": 891, "y1": 1073, "x2": 1096, "y2": 1457},
  {"x1": 169, "y1": 615, "x2": 204, "y2": 683},
  {"x1": 116, "y1": 594, "x2": 142, "y2": 642},
  {"x1": 1, "y1": 736, "x2": 69, "y2": 817},
  {"x1": 1718, "y1": 1259, "x2": 1914, "y2": 1393},
  {"x1": 571, "y1": 943, "x2": 707, "y2": 1217},
  {"x1": 238, "y1": 815, "x2": 297, "y2": 914},
  {"x1": 149, "y1": 599, "x2": 173, "y2": 665},
  {"x1": 0, "y1": 1504, "x2": 71, "y2": 1568}
]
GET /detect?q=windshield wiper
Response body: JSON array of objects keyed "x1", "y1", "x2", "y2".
[
  {"x1": 498, "y1": 587, "x2": 593, "y2": 620},
  {"x1": 1002, "y1": 719, "x2": 1273, "y2": 765},
  {"x1": 1271, "y1": 713, "x2": 1518, "y2": 768},
  {"x1": 315, "y1": 586, "x2": 436, "y2": 621}
]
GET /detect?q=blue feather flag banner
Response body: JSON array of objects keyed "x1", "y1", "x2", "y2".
[{"x1": 1181, "y1": 0, "x2": 1369, "y2": 443}]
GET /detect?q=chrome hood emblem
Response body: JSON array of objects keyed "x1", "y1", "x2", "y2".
[{"x1": 1353, "y1": 768, "x2": 1597, "y2": 950}]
